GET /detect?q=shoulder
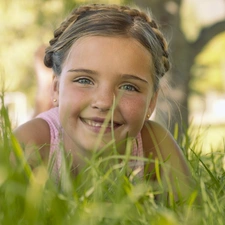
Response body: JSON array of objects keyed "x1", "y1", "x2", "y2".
[
  {"x1": 141, "y1": 120, "x2": 191, "y2": 181},
  {"x1": 141, "y1": 121, "x2": 193, "y2": 200},
  {"x1": 141, "y1": 120, "x2": 183, "y2": 161},
  {"x1": 14, "y1": 118, "x2": 50, "y2": 146},
  {"x1": 141, "y1": 120, "x2": 172, "y2": 140},
  {"x1": 14, "y1": 118, "x2": 51, "y2": 164}
]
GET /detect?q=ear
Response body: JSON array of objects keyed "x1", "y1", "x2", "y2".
[
  {"x1": 52, "y1": 75, "x2": 60, "y2": 106},
  {"x1": 146, "y1": 91, "x2": 158, "y2": 120}
]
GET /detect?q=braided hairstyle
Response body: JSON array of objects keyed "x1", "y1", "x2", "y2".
[{"x1": 44, "y1": 4, "x2": 170, "y2": 91}]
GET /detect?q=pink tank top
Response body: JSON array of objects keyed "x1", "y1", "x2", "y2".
[{"x1": 37, "y1": 107, "x2": 144, "y2": 180}]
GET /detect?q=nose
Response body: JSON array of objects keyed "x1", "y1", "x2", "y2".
[{"x1": 91, "y1": 86, "x2": 114, "y2": 112}]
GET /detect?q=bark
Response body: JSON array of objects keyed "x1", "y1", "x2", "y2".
[
  {"x1": 192, "y1": 20, "x2": 225, "y2": 56},
  {"x1": 132, "y1": 0, "x2": 225, "y2": 141}
]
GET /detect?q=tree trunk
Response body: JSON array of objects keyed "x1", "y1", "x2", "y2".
[
  {"x1": 133, "y1": 0, "x2": 189, "y2": 140},
  {"x1": 132, "y1": 0, "x2": 225, "y2": 142}
]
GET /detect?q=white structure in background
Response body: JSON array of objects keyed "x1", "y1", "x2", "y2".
[
  {"x1": 2, "y1": 92, "x2": 29, "y2": 127},
  {"x1": 190, "y1": 92, "x2": 225, "y2": 125},
  {"x1": 3, "y1": 91, "x2": 225, "y2": 128}
]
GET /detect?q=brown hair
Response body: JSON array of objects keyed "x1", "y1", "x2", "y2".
[{"x1": 44, "y1": 4, "x2": 170, "y2": 91}]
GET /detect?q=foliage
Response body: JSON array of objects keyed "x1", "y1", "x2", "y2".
[
  {"x1": 191, "y1": 32, "x2": 225, "y2": 94},
  {"x1": 1, "y1": 94, "x2": 225, "y2": 225},
  {"x1": 1, "y1": 0, "x2": 225, "y2": 132},
  {"x1": 130, "y1": 0, "x2": 225, "y2": 132},
  {"x1": 0, "y1": 0, "x2": 65, "y2": 103}
]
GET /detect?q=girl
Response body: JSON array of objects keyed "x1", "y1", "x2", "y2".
[{"x1": 14, "y1": 4, "x2": 192, "y2": 200}]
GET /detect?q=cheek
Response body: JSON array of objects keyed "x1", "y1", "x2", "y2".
[
  {"x1": 120, "y1": 97, "x2": 148, "y2": 122},
  {"x1": 59, "y1": 84, "x2": 85, "y2": 104},
  {"x1": 58, "y1": 86, "x2": 90, "y2": 117}
]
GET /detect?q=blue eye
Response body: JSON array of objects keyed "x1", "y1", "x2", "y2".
[
  {"x1": 74, "y1": 78, "x2": 93, "y2": 85},
  {"x1": 120, "y1": 84, "x2": 138, "y2": 92}
]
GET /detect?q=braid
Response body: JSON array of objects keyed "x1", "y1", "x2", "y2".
[
  {"x1": 118, "y1": 7, "x2": 170, "y2": 75},
  {"x1": 45, "y1": 3, "x2": 170, "y2": 81},
  {"x1": 45, "y1": 6, "x2": 92, "y2": 67}
]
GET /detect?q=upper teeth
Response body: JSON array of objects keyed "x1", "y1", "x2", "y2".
[{"x1": 84, "y1": 119, "x2": 111, "y2": 127}]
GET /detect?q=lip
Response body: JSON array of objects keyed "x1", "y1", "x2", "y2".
[{"x1": 80, "y1": 117, "x2": 123, "y2": 133}]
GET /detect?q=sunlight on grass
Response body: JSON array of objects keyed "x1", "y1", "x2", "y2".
[
  {"x1": 1, "y1": 93, "x2": 225, "y2": 225},
  {"x1": 190, "y1": 124, "x2": 225, "y2": 153}
]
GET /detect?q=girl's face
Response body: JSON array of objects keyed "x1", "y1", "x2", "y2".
[{"x1": 53, "y1": 36, "x2": 157, "y2": 154}]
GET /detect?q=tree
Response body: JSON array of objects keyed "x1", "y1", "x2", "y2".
[
  {"x1": 131, "y1": 0, "x2": 225, "y2": 140},
  {"x1": 1, "y1": 0, "x2": 224, "y2": 135}
]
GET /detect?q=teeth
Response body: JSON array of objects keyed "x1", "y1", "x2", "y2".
[{"x1": 84, "y1": 119, "x2": 111, "y2": 128}]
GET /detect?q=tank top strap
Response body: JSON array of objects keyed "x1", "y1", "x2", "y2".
[
  {"x1": 36, "y1": 107, "x2": 62, "y2": 181},
  {"x1": 130, "y1": 132, "x2": 144, "y2": 178}
]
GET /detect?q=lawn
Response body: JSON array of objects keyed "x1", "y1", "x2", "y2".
[{"x1": 1, "y1": 95, "x2": 225, "y2": 225}]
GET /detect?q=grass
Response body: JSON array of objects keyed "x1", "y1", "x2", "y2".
[
  {"x1": 190, "y1": 124, "x2": 225, "y2": 154},
  {"x1": 1, "y1": 93, "x2": 225, "y2": 225}
]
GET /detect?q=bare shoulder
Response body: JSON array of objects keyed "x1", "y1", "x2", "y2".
[
  {"x1": 14, "y1": 118, "x2": 50, "y2": 147},
  {"x1": 13, "y1": 118, "x2": 51, "y2": 164},
  {"x1": 141, "y1": 120, "x2": 193, "y2": 200},
  {"x1": 141, "y1": 120, "x2": 184, "y2": 162}
]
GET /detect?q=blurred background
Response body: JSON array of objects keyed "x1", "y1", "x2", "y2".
[{"x1": 1, "y1": 0, "x2": 225, "y2": 152}]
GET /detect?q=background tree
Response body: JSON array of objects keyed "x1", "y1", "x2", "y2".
[
  {"x1": 130, "y1": 0, "x2": 225, "y2": 140},
  {"x1": 1, "y1": 0, "x2": 225, "y2": 139}
]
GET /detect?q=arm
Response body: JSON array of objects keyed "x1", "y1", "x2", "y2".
[
  {"x1": 141, "y1": 120, "x2": 193, "y2": 203},
  {"x1": 13, "y1": 118, "x2": 51, "y2": 168}
]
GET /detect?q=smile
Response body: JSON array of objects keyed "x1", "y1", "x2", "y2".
[{"x1": 80, "y1": 117, "x2": 122, "y2": 133}]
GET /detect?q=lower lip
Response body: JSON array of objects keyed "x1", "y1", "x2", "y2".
[{"x1": 80, "y1": 118, "x2": 120, "y2": 134}]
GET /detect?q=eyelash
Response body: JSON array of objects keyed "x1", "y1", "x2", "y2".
[
  {"x1": 73, "y1": 77, "x2": 94, "y2": 85},
  {"x1": 73, "y1": 78, "x2": 139, "y2": 92},
  {"x1": 120, "y1": 84, "x2": 139, "y2": 92}
]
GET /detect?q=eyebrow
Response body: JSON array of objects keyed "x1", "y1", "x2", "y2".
[
  {"x1": 68, "y1": 68, "x2": 148, "y2": 84},
  {"x1": 121, "y1": 74, "x2": 148, "y2": 84},
  {"x1": 67, "y1": 68, "x2": 97, "y2": 75}
]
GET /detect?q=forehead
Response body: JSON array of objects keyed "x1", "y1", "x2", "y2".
[{"x1": 64, "y1": 36, "x2": 153, "y2": 72}]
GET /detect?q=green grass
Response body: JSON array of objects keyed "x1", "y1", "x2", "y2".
[
  {"x1": 1, "y1": 93, "x2": 225, "y2": 225},
  {"x1": 190, "y1": 124, "x2": 225, "y2": 154}
]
